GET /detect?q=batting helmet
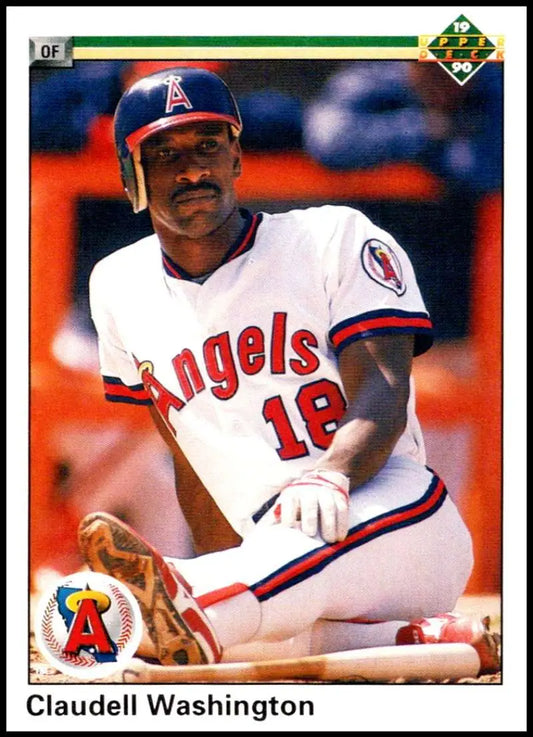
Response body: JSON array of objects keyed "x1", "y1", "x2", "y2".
[{"x1": 114, "y1": 66, "x2": 243, "y2": 212}]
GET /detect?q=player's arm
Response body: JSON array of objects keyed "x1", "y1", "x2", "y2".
[
  {"x1": 318, "y1": 333, "x2": 413, "y2": 485},
  {"x1": 148, "y1": 406, "x2": 242, "y2": 555},
  {"x1": 272, "y1": 334, "x2": 413, "y2": 543}
]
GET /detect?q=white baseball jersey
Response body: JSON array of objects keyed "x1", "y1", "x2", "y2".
[{"x1": 90, "y1": 205, "x2": 434, "y2": 537}]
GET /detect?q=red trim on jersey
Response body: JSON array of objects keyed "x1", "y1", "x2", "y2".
[
  {"x1": 226, "y1": 213, "x2": 260, "y2": 262},
  {"x1": 196, "y1": 583, "x2": 250, "y2": 610},
  {"x1": 126, "y1": 113, "x2": 242, "y2": 152},
  {"x1": 103, "y1": 378, "x2": 150, "y2": 402},
  {"x1": 331, "y1": 617, "x2": 388, "y2": 624},
  {"x1": 331, "y1": 314, "x2": 433, "y2": 349},
  {"x1": 161, "y1": 211, "x2": 262, "y2": 281},
  {"x1": 161, "y1": 251, "x2": 184, "y2": 280}
]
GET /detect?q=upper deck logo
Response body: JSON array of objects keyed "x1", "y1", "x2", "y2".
[
  {"x1": 419, "y1": 15, "x2": 504, "y2": 85},
  {"x1": 34, "y1": 571, "x2": 142, "y2": 679}
]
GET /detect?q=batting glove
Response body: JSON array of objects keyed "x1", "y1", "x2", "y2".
[{"x1": 273, "y1": 469, "x2": 350, "y2": 543}]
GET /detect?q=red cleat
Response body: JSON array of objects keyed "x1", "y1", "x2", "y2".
[
  {"x1": 396, "y1": 612, "x2": 501, "y2": 674},
  {"x1": 78, "y1": 512, "x2": 221, "y2": 666}
]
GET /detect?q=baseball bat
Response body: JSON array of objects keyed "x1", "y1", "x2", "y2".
[{"x1": 121, "y1": 643, "x2": 481, "y2": 683}]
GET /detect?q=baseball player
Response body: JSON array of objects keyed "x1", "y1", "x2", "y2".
[{"x1": 78, "y1": 66, "x2": 499, "y2": 672}]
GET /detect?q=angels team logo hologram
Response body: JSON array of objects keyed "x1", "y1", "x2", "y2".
[{"x1": 34, "y1": 571, "x2": 142, "y2": 679}]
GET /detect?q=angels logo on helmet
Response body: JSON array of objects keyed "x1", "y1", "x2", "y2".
[{"x1": 164, "y1": 75, "x2": 193, "y2": 113}]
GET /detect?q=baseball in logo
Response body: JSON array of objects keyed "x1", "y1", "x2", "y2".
[
  {"x1": 34, "y1": 571, "x2": 143, "y2": 679},
  {"x1": 361, "y1": 239, "x2": 406, "y2": 296}
]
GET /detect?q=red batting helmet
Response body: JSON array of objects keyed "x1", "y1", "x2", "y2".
[{"x1": 114, "y1": 66, "x2": 242, "y2": 212}]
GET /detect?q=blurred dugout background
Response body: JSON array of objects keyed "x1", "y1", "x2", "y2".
[{"x1": 30, "y1": 58, "x2": 503, "y2": 594}]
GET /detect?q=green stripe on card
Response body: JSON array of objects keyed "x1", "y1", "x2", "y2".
[{"x1": 74, "y1": 36, "x2": 418, "y2": 48}]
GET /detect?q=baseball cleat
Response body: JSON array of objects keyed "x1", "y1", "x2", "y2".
[
  {"x1": 78, "y1": 512, "x2": 221, "y2": 666},
  {"x1": 396, "y1": 612, "x2": 501, "y2": 674}
]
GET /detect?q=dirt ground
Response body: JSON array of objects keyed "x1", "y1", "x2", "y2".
[{"x1": 29, "y1": 594, "x2": 501, "y2": 685}]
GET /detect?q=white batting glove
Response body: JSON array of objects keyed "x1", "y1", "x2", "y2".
[{"x1": 273, "y1": 470, "x2": 350, "y2": 543}]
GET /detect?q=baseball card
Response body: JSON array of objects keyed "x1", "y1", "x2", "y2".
[{"x1": 7, "y1": 5, "x2": 526, "y2": 733}]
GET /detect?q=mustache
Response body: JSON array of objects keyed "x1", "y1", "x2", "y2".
[{"x1": 172, "y1": 181, "x2": 221, "y2": 200}]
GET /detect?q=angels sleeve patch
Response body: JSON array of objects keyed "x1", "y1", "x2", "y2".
[{"x1": 361, "y1": 239, "x2": 406, "y2": 296}]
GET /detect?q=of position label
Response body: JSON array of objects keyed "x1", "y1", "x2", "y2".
[{"x1": 30, "y1": 37, "x2": 73, "y2": 67}]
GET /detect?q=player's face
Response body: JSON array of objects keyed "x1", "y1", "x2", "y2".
[{"x1": 141, "y1": 123, "x2": 242, "y2": 239}]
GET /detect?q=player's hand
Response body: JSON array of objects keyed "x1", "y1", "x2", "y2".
[{"x1": 273, "y1": 469, "x2": 350, "y2": 543}]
